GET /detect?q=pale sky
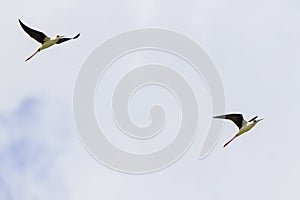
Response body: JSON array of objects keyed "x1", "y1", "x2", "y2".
[{"x1": 1, "y1": 0, "x2": 300, "y2": 199}]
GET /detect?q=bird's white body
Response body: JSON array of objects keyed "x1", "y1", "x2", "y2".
[
  {"x1": 40, "y1": 37, "x2": 60, "y2": 50},
  {"x1": 237, "y1": 120, "x2": 257, "y2": 136}
]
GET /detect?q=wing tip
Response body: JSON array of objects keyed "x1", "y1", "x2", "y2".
[
  {"x1": 213, "y1": 115, "x2": 225, "y2": 119},
  {"x1": 74, "y1": 33, "x2": 80, "y2": 39}
]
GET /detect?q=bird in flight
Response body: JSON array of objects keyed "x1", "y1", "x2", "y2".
[
  {"x1": 213, "y1": 113, "x2": 263, "y2": 147},
  {"x1": 19, "y1": 19, "x2": 80, "y2": 61}
]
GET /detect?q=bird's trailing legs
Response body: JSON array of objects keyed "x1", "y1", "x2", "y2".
[
  {"x1": 25, "y1": 48, "x2": 40, "y2": 62},
  {"x1": 223, "y1": 134, "x2": 239, "y2": 148}
]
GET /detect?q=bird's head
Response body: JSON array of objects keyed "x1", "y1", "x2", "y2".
[
  {"x1": 253, "y1": 118, "x2": 263, "y2": 125},
  {"x1": 56, "y1": 35, "x2": 65, "y2": 39},
  {"x1": 248, "y1": 115, "x2": 263, "y2": 125}
]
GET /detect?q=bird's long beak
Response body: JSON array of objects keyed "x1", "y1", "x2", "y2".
[{"x1": 257, "y1": 118, "x2": 264, "y2": 122}]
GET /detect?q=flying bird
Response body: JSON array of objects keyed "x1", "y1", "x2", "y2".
[
  {"x1": 213, "y1": 113, "x2": 263, "y2": 147},
  {"x1": 19, "y1": 19, "x2": 80, "y2": 61}
]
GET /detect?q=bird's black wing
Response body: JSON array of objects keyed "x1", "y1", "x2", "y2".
[
  {"x1": 19, "y1": 19, "x2": 48, "y2": 44},
  {"x1": 56, "y1": 33, "x2": 80, "y2": 44},
  {"x1": 213, "y1": 114, "x2": 244, "y2": 129},
  {"x1": 248, "y1": 116, "x2": 258, "y2": 122}
]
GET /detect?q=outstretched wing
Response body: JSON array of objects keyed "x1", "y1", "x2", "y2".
[
  {"x1": 56, "y1": 33, "x2": 80, "y2": 44},
  {"x1": 213, "y1": 114, "x2": 244, "y2": 129},
  {"x1": 248, "y1": 116, "x2": 258, "y2": 122},
  {"x1": 19, "y1": 19, "x2": 49, "y2": 44}
]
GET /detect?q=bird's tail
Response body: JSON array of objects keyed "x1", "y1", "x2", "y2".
[
  {"x1": 223, "y1": 134, "x2": 238, "y2": 148},
  {"x1": 25, "y1": 49, "x2": 40, "y2": 62}
]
